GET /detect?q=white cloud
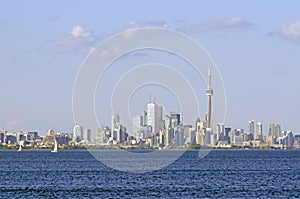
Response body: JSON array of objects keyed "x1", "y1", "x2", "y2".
[
  {"x1": 70, "y1": 25, "x2": 91, "y2": 38},
  {"x1": 52, "y1": 25, "x2": 96, "y2": 53},
  {"x1": 280, "y1": 19, "x2": 300, "y2": 41},
  {"x1": 177, "y1": 16, "x2": 253, "y2": 33}
]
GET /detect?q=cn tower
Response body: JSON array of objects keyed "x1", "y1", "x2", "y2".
[{"x1": 206, "y1": 61, "x2": 213, "y2": 129}]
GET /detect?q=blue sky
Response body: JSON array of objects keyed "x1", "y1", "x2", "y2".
[{"x1": 1, "y1": 0, "x2": 300, "y2": 135}]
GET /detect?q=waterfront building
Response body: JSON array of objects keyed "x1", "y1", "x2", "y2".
[
  {"x1": 186, "y1": 127, "x2": 196, "y2": 145},
  {"x1": 277, "y1": 131, "x2": 294, "y2": 148},
  {"x1": 228, "y1": 129, "x2": 244, "y2": 146},
  {"x1": 170, "y1": 112, "x2": 181, "y2": 127},
  {"x1": 224, "y1": 127, "x2": 231, "y2": 143},
  {"x1": 183, "y1": 125, "x2": 193, "y2": 145},
  {"x1": 146, "y1": 102, "x2": 163, "y2": 133},
  {"x1": 111, "y1": 114, "x2": 121, "y2": 143},
  {"x1": 266, "y1": 135, "x2": 276, "y2": 146},
  {"x1": 294, "y1": 135, "x2": 300, "y2": 148},
  {"x1": 269, "y1": 124, "x2": 281, "y2": 138},
  {"x1": 25, "y1": 132, "x2": 39, "y2": 141},
  {"x1": 255, "y1": 122, "x2": 263, "y2": 140},
  {"x1": 214, "y1": 123, "x2": 224, "y2": 142},
  {"x1": 159, "y1": 129, "x2": 165, "y2": 146},
  {"x1": 163, "y1": 127, "x2": 173, "y2": 146},
  {"x1": 0, "y1": 132, "x2": 4, "y2": 143},
  {"x1": 73, "y1": 125, "x2": 83, "y2": 142},
  {"x1": 4, "y1": 133, "x2": 17, "y2": 145},
  {"x1": 274, "y1": 124, "x2": 281, "y2": 138},
  {"x1": 120, "y1": 126, "x2": 128, "y2": 144},
  {"x1": 248, "y1": 120, "x2": 255, "y2": 138},
  {"x1": 95, "y1": 126, "x2": 110, "y2": 144},
  {"x1": 84, "y1": 129, "x2": 91, "y2": 142},
  {"x1": 174, "y1": 127, "x2": 185, "y2": 147},
  {"x1": 132, "y1": 115, "x2": 144, "y2": 139},
  {"x1": 233, "y1": 133, "x2": 244, "y2": 146},
  {"x1": 56, "y1": 133, "x2": 72, "y2": 145},
  {"x1": 196, "y1": 129, "x2": 205, "y2": 145}
]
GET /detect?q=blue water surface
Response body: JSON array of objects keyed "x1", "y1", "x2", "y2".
[{"x1": 0, "y1": 150, "x2": 299, "y2": 198}]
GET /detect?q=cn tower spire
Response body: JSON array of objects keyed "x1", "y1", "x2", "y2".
[
  {"x1": 206, "y1": 59, "x2": 213, "y2": 128},
  {"x1": 208, "y1": 61, "x2": 212, "y2": 90}
]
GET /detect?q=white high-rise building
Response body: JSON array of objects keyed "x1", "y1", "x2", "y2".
[
  {"x1": 84, "y1": 129, "x2": 91, "y2": 142},
  {"x1": 111, "y1": 114, "x2": 121, "y2": 142},
  {"x1": 146, "y1": 102, "x2": 163, "y2": 133},
  {"x1": 73, "y1": 125, "x2": 83, "y2": 142},
  {"x1": 214, "y1": 123, "x2": 224, "y2": 142},
  {"x1": 255, "y1": 122, "x2": 263, "y2": 140},
  {"x1": 269, "y1": 124, "x2": 281, "y2": 138},
  {"x1": 248, "y1": 120, "x2": 255, "y2": 135}
]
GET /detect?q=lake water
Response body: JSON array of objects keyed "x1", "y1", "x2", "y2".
[{"x1": 0, "y1": 150, "x2": 299, "y2": 198}]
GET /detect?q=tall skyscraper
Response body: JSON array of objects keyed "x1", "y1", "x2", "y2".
[
  {"x1": 146, "y1": 102, "x2": 163, "y2": 133},
  {"x1": 269, "y1": 123, "x2": 275, "y2": 136},
  {"x1": 73, "y1": 125, "x2": 83, "y2": 142},
  {"x1": 269, "y1": 124, "x2": 281, "y2": 138},
  {"x1": 248, "y1": 120, "x2": 255, "y2": 135},
  {"x1": 84, "y1": 129, "x2": 91, "y2": 142},
  {"x1": 205, "y1": 62, "x2": 213, "y2": 129},
  {"x1": 111, "y1": 114, "x2": 121, "y2": 142},
  {"x1": 255, "y1": 122, "x2": 263, "y2": 140},
  {"x1": 214, "y1": 123, "x2": 224, "y2": 141},
  {"x1": 164, "y1": 115, "x2": 171, "y2": 129},
  {"x1": 274, "y1": 124, "x2": 281, "y2": 138}
]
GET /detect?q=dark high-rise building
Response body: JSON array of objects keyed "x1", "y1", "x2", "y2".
[{"x1": 170, "y1": 113, "x2": 181, "y2": 126}]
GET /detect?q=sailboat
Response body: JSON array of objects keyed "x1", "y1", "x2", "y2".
[
  {"x1": 51, "y1": 138, "x2": 58, "y2": 153},
  {"x1": 17, "y1": 144, "x2": 22, "y2": 152}
]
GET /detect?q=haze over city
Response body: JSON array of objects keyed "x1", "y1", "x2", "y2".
[{"x1": 1, "y1": 1, "x2": 300, "y2": 135}]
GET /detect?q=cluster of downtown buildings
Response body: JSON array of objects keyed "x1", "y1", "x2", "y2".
[
  {"x1": 1, "y1": 65, "x2": 299, "y2": 150},
  {"x1": 90, "y1": 101, "x2": 300, "y2": 149},
  {"x1": 1, "y1": 110, "x2": 299, "y2": 149},
  {"x1": 0, "y1": 98, "x2": 299, "y2": 149},
  {"x1": 0, "y1": 113, "x2": 300, "y2": 149}
]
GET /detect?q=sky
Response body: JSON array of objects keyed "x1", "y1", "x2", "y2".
[{"x1": 0, "y1": 0, "x2": 300, "y2": 135}]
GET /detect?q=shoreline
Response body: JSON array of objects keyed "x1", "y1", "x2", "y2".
[{"x1": 0, "y1": 147, "x2": 298, "y2": 151}]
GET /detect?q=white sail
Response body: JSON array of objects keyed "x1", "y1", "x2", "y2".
[
  {"x1": 18, "y1": 144, "x2": 22, "y2": 152},
  {"x1": 51, "y1": 138, "x2": 58, "y2": 153}
]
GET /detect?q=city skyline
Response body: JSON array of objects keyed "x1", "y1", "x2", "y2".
[
  {"x1": 1, "y1": 1, "x2": 300, "y2": 135},
  {"x1": 0, "y1": 61, "x2": 298, "y2": 150}
]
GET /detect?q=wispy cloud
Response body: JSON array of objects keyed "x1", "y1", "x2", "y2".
[
  {"x1": 52, "y1": 25, "x2": 97, "y2": 53},
  {"x1": 45, "y1": 16, "x2": 253, "y2": 58},
  {"x1": 125, "y1": 19, "x2": 167, "y2": 29},
  {"x1": 95, "y1": 16, "x2": 254, "y2": 59},
  {"x1": 177, "y1": 16, "x2": 253, "y2": 33}
]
